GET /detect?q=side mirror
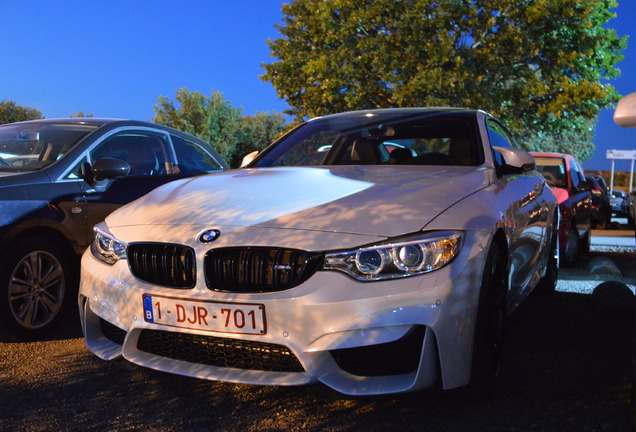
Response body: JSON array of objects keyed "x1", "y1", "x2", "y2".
[
  {"x1": 92, "y1": 157, "x2": 130, "y2": 181},
  {"x1": 493, "y1": 146, "x2": 536, "y2": 173},
  {"x1": 240, "y1": 150, "x2": 259, "y2": 168}
]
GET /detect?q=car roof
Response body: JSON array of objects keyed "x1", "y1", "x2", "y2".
[
  {"x1": 308, "y1": 107, "x2": 489, "y2": 121},
  {"x1": 0, "y1": 117, "x2": 204, "y2": 139},
  {"x1": 1, "y1": 117, "x2": 121, "y2": 127}
]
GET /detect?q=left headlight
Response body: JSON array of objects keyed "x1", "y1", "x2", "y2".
[
  {"x1": 90, "y1": 223, "x2": 127, "y2": 265},
  {"x1": 323, "y1": 231, "x2": 463, "y2": 281}
]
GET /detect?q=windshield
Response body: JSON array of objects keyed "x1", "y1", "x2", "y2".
[
  {"x1": 251, "y1": 112, "x2": 481, "y2": 168},
  {"x1": 534, "y1": 157, "x2": 567, "y2": 188},
  {"x1": 0, "y1": 122, "x2": 99, "y2": 171}
]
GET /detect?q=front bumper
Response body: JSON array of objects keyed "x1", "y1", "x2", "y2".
[{"x1": 79, "y1": 231, "x2": 489, "y2": 396}]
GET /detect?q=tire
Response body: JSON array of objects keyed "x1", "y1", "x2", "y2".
[
  {"x1": 595, "y1": 215, "x2": 606, "y2": 230},
  {"x1": 580, "y1": 229, "x2": 591, "y2": 257},
  {"x1": 561, "y1": 225, "x2": 580, "y2": 267},
  {"x1": 467, "y1": 242, "x2": 508, "y2": 397},
  {"x1": 0, "y1": 237, "x2": 76, "y2": 339},
  {"x1": 537, "y1": 226, "x2": 559, "y2": 294}
]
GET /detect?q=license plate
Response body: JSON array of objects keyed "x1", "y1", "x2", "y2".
[{"x1": 142, "y1": 294, "x2": 266, "y2": 335}]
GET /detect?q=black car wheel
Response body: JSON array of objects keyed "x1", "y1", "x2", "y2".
[
  {"x1": 467, "y1": 242, "x2": 508, "y2": 397},
  {"x1": 537, "y1": 225, "x2": 559, "y2": 294},
  {"x1": 562, "y1": 225, "x2": 580, "y2": 267},
  {"x1": 580, "y1": 229, "x2": 591, "y2": 256},
  {"x1": 0, "y1": 238, "x2": 74, "y2": 339}
]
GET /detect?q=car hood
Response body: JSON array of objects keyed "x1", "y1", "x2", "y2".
[{"x1": 106, "y1": 166, "x2": 491, "y2": 237}]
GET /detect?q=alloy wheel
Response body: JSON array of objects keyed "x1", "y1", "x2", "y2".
[{"x1": 8, "y1": 250, "x2": 65, "y2": 330}]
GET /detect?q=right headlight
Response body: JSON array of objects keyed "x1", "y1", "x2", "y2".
[
  {"x1": 90, "y1": 222, "x2": 127, "y2": 265},
  {"x1": 323, "y1": 231, "x2": 463, "y2": 281}
]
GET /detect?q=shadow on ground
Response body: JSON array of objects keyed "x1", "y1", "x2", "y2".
[{"x1": 0, "y1": 283, "x2": 633, "y2": 431}]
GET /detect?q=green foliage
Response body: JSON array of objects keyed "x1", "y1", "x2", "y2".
[
  {"x1": 0, "y1": 100, "x2": 42, "y2": 124},
  {"x1": 152, "y1": 88, "x2": 287, "y2": 167},
  {"x1": 261, "y1": 0, "x2": 627, "y2": 161},
  {"x1": 70, "y1": 111, "x2": 94, "y2": 118},
  {"x1": 153, "y1": 88, "x2": 242, "y2": 162},
  {"x1": 521, "y1": 117, "x2": 598, "y2": 162},
  {"x1": 231, "y1": 111, "x2": 288, "y2": 168}
]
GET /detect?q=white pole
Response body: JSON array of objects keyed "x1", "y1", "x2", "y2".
[{"x1": 610, "y1": 159, "x2": 616, "y2": 194}]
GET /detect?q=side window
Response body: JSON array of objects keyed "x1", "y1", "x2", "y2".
[
  {"x1": 170, "y1": 134, "x2": 224, "y2": 173},
  {"x1": 487, "y1": 120, "x2": 517, "y2": 149},
  {"x1": 89, "y1": 132, "x2": 169, "y2": 176},
  {"x1": 569, "y1": 159, "x2": 583, "y2": 189},
  {"x1": 64, "y1": 131, "x2": 170, "y2": 180},
  {"x1": 486, "y1": 120, "x2": 515, "y2": 168}
]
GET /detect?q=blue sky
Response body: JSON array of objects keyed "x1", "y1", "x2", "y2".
[{"x1": 0, "y1": 0, "x2": 634, "y2": 171}]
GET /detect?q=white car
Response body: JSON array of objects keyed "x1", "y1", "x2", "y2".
[{"x1": 80, "y1": 108, "x2": 558, "y2": 396}]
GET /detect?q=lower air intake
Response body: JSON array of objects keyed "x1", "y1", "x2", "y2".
[
  {"x1": 100, "y1": 318, "x2": 127, "y2": 345},
  {"x1": 330, "y1": 326, "x2": 426, "y2": 376},
  {"x1": 137, "y1": 329, "x2": 305, "y2": 373}
]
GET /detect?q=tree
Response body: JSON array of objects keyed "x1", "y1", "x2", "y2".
[
  {"x1": 231, "y1": 111, "x2": 288, "y2": 167},
  {"x1": 152, "y1": 88, "x2": 288, "y2": 167},
  {"x1": 261, "y1": 0, "x2": 627, "y2": 161},
  {"x1": 70, "y1": 111, "x2": 94, "y2": 118},
  {"x1": 0, "y1": 100, "x2": 42, "y2": 124},
  {"x1": 153, "y1": 88, "x2": 243, "y2": 163}
]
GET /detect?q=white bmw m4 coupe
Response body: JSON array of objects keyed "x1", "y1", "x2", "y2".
[{"x1": 80, "y1": 108, "x2": 558, "y2": 396}]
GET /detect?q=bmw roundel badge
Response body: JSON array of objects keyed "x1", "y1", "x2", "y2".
[{"x1": 199, "y1": 229, "x2": 221, "y2": 243}]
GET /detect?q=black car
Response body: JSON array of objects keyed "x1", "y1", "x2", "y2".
[
  {"x1": 585, "y1": 174, "x2": 611, "y2": 229},
  {"x1": 626, "y1": 191, "x2": 635, "y2": 227},
  {"x1": 0, "y1": 118, "x2": 227, "y2": 338}
]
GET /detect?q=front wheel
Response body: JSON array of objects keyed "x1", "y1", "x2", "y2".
[
  {"x1": 0, "y1": 238, "x2": 75, "y2": 339},
  {"x1": 561, "y1": 226, "x2": 580, "y2": 267},
  {"x1": 537, "y1": 225, "x2": 559, "y2": 294},
  {"x1": 467, "y1": 242, "x2": 508, "y2": 397}
]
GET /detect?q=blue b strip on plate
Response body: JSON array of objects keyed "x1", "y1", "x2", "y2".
[{"x1": 142, "y1": 294, "x2": 154, "y2": 322}]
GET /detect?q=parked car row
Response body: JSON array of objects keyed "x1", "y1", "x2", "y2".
[
  {"x1": 6, "y1": 108, "x2": 598, "y2": 397},
  {"x1": 531, "y1": 152, "x2": 592, "y2": 266}
]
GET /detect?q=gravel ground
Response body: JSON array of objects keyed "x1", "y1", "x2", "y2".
[
  {"x1": 557, "y1": 232, "x2": 636, "y2": 294},
  {"x1": 0, "y1": 242, "x2": 634, "y2": 432}
]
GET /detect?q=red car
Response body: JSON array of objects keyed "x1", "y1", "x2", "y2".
[{"x1": 532, "y1": 152, "x2": 592, "y2": 266}]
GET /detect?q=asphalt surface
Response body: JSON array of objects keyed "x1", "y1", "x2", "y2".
[{"x1": 0, "y1": 229, "x2": 634, "y2": 432}]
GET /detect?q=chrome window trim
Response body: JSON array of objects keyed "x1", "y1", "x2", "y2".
[{"x1": 56, "y1": 126, "x2": 171, "y2": 182}]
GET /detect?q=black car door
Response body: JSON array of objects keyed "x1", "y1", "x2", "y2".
[{"x1": 64, "y1": 129, "x2": 225, "y2": 247}]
